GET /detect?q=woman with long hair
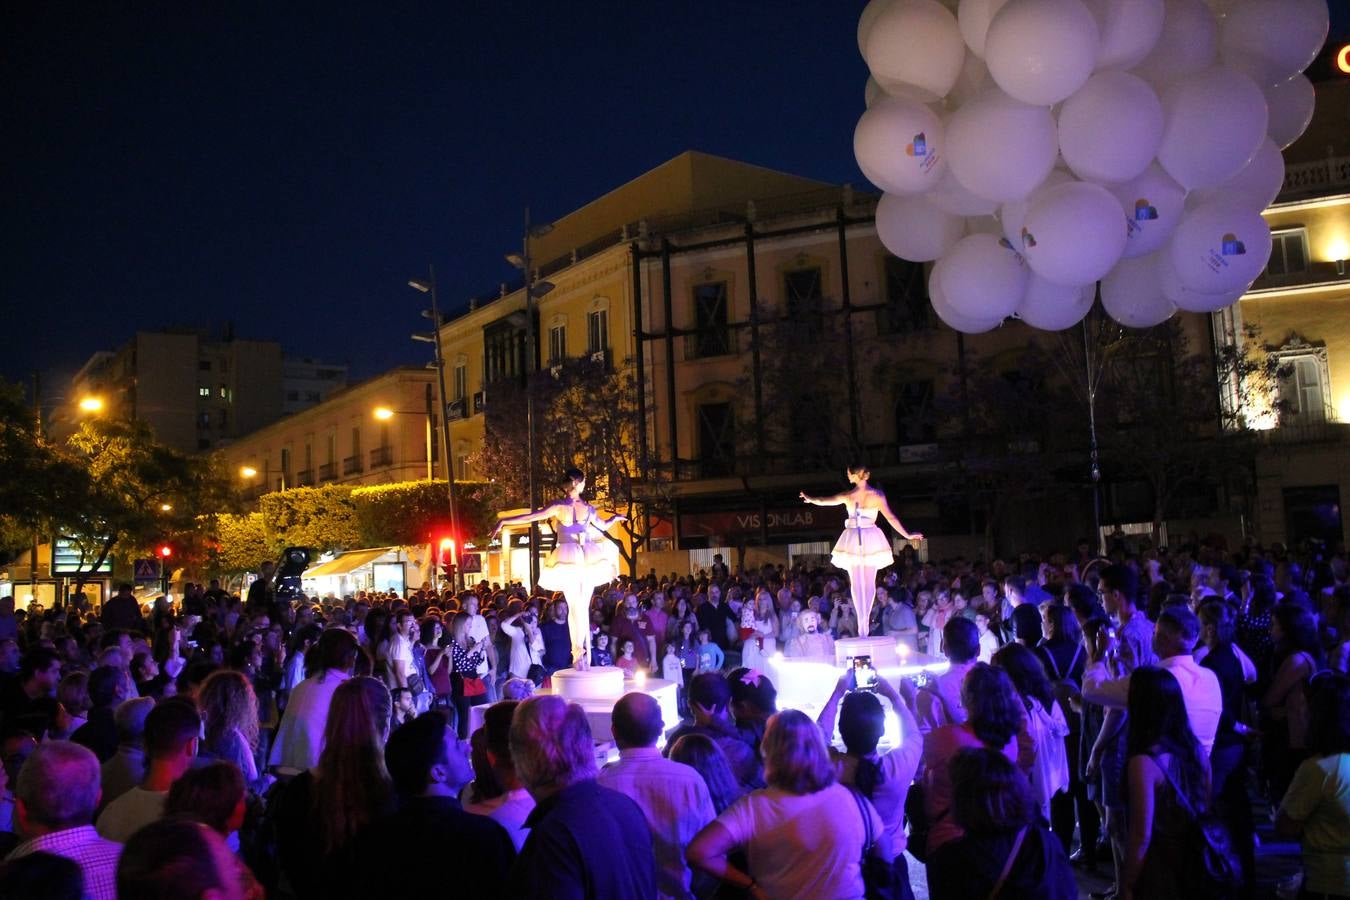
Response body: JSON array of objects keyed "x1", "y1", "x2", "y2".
[
  {"x1": 801, "y1": 464, "x2": 922, "y2": 637},
  {"x1": 1122, "y1": 666, "x2": 1211, "y2": 900},
  {"x1": 197, "y1": 669, "x2": 264, "y2": 791},
  {"x1": 1264, "y1": 603, "x2": 1326, "y2": 801},
  {"x1": 275, "y1": 676, "x2": 395, "y2": 900},
  {"x1": 448, "y1": 611, "x2": 489, "y2": 739},
  {"x1": 668, "y1": 733, "x2": 745, "y2": 816},
  {"x1": 994, "y1": 643, "x2": 1070, "y2": 826},
  {"x1": 688, "y1": 709, "x2": 889, "y2": 899},
  {"x1": 490, "y1": 468, "x2": 627, "y2": 668}
]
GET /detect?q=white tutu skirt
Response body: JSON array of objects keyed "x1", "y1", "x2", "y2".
[
  {"x1": 831, "y1": 523, "x2": 894, "y2": 569},
  {"x1": 537, "y1": 540, "x2": 619, "y2": 592}
]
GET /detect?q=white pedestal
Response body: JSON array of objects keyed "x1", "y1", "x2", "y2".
[{"x1": 835, "y1": 634, "x2": 901, "y2": 669}]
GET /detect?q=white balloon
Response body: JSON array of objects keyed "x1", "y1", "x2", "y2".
[
  {"x1": 985, "y1": 0, "x2": 1100, "y2": 105},
  {"x1": 1109, "y1": 163, "x2": 1187, "y2": 258},
  {"x1": 876, "y1": 193, "x2": 968, "y2": 262},
  {"x1": 927, "y1": 169, "x2": 1002, "y2": 215},
  {"x1": 1168, "y1": 200, "x2": 1273, "y2": 294},
  {"x1": 1082, "y1": 0, "x2": 1165, "y2": 70},
  {"x1": 1101, "y1": 252, "x2": 1177, "y2": 327},
  {"x1": 947, "y1": 50, "x2": 992, "y2": 107},
  {"x1": 930, "y1": 270, "x2": 1006, "y2": 332},
  {"x1": 854, "y1": 98, "x2": 948, "y2": 195},
  {"x1": 865, "y1": 76, "x2": 884, "y2": 108},
  {"x1": 1156, "y1": 66, "x2": 1267, "y2": 189},
  {"x1": 1156, "y1": 249, "x2": 1247, "y2": 311},
  {"x1": 1263, "y1": 75, "x2": 1316, "y2": 150},
  {"x1": 1058, "y1": 71, "x2": 1163, "y2": 183},
  {"x1": 1016, "y1": 274, "x2": 1096, "y2": 329},
  {"x1": 946, "y1": 89, "x2": 1059, "y2": 201},
  {"x1": 1190, "y1": 137, "x2": 1284, "y2": 213},
  {"x1": 1000, "y1": 169, "x2": 1075, "y2": 247},
  {"x1": 1220, "y1": 0, "x2": 1330, "y2": 86},
  {"x1": 965, "y1": 214, "x2": 1006, "y2": 236},
  {"x1": 1135, "y1": 0, "x2": 1219, "y2": 88},
  {"x1": 957, "y1": 0, "x2": 1012, "y2": 57},
  {"x1": 1021, "y1": 181, "x2": 1129, "y2": 285},
  {"x1": 934, "y1": 232, "x2": 1030, "y2": 320},
  {"x1": 864, "y1": 0, "x2": 967, "y2": 102},
  {"x1": 858, "y1": 0, "x2": 898, "y2": 56}
]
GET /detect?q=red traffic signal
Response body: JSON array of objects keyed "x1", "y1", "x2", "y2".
[{"x1": 158, "y1": 544, "x2": 174, "y2": 559}]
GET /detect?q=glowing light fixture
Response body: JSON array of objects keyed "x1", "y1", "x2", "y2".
[
  {"x1": 159, "y1": 503, "x2": 172, "y2": 512},
  {"x1": 239, "y1": 466, "x2": 259, "y2": 479},
  {"x1": 78, "y1": 396, "x2": 104, "y2": 412},
  {"x1": 1337, "y1": 44, "x2": 1350, "y2": 75},
  {"x1": 373, "y1": 406, "x2": 395, "y2": 420}
]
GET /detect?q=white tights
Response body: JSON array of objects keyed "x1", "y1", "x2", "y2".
[{"x1": 849, "y1": 564, "x2": 879, "y2": 638}]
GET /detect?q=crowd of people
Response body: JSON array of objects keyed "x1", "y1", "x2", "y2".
[{"x1": 0, "y1": 533, "x2": 1347, "y2": 899}]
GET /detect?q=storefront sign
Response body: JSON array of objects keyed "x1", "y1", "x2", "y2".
[
  {"x1": 51, "y1": 538, "x2": 114, "y2": 575},
  {"x1": 679, "y1": 506, "x2": 846, "y2": 540}
]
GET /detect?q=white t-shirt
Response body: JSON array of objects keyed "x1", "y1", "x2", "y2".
[
  {"x1": 388, "y1": 633, "x2": 414, "y2": 672},
  {"x1": 467, "y1": 613, "x2": 491, "y2": 674},
  {"x1": 95, "y1": 787, "x2": 166, "y2": 843},
  {"x1": 716, "y1": 782, "x2": 880, "y2": 900}
]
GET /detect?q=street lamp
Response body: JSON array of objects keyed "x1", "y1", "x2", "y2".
[
  {"x1": 78, "y1": 396, "x2": 104, "y2": 413},
  {"x1": 505, "y1": 208, "x2": 556, "y2": 589},
  {"x1": 409, "y1": 267, "x2": 461, "y2": 587},
  {"x1": 372, "y1": 401, "x2": 435, "y2": 481},
  {"x1": 159, "y1": 503, "x2": 173, "y2": 512},
  {"x1": 239, "y1": 464, "x2": 286, "y2": 491}
]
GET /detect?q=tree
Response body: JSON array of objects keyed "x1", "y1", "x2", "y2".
[
  {"x1": 351, "y1": 480, "x2": 499, "y2": 548},
  {"x1": 471, "y1": 357, "x2": 670, "y2": 575},
  {"x1": 203, "y1": 512, "x2": 275, "y2": 582},
  {"x1": 257, "y1": 485, "x2": 362, "y2": 553}
]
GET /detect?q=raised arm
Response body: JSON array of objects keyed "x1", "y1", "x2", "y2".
[
  {"x1": 490, "y1": 501, "x2": 561, "y2": 536},
  {"x1": 875, "y1": 491, "x2": 922, "y2": 542},
  {"x1": 800, "y1": 490, "x2": 849, "y2": 507},
  {"x1": 593, "y1": 509, "x2": 629, "y2": 531}
]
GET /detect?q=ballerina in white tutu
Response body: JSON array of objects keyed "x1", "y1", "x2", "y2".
[
  {"x1": 800, "y1": 464, "x2": 922, "y2": 638},
  {"x1": 491, "y1": 467, "x2": 626, "y2": 669}
]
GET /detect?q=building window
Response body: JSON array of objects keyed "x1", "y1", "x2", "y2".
[
  {"x1": 218, "y1": 385, "x2": 228, "y2": 399},
  {"x1": 326, "y1": 434, "x2": 336, "y2": 465},
  {"x1": 351, "y1": 426, "x2": 361, "y2": 457},
  {"x1": 198, "y1": 360, "x2": 212, "y2": 371},
  {"x1": 453, "y1": 364, "x2": 467, "y2": 401},
  {"x1": 784, "y1": 266, "x2": 825, "y2": 336},
  {"x1": 305, "y1": 391, "x2": 320, "y2": 402},
  {"x1": 879, "y1": 256, "x2": 932, "y2": 334},
  {"x1": 484, "y1": 321, "x2": 524, "y2": 385},
  {"x1": 280, "y1": 448, "x2": 291, "y2": 480},
  {"x1": 549, "y1": 325, "x2": 567, "y2": 365},
  {"x1": 691, "y1": 282, "x2": 732, "y2": 358},
  {"x1": 587, "y1": 310, "x2": 609, "y2": 354},
  {"x1": 1266, "y1": 229, "x2": 1309, "y2": 278},
  {"x1": 1274, "y1": 346, "x2": 1331, "y2": 425},
  {"x1": 696, "y1": 402, "x2": 736, "y2": 478},
  {"x1": 895, "y1": 380, "x2": 936, "y2": 445},
  {"x1": 198, "y1": 387, "x2": 211, "y2": 398},
  {"x1": 197, "y1": 412, "x2": 211, "y2": 428}
]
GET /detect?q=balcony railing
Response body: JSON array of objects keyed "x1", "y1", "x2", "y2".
[
  {"x1": 296, "y1": 469, "x2": 314, "y2": 487},
  {"x1": 342, "y1": 455, "x2": 363, "y2": 476},
  {"x1": 1281, "y1": 155, "x2": 1350, "y2": 200},
  {"x1": 446, "y1": 399, "x2": 466, "y2": 421},
  {"x1": 370, "y1": 446, "x2": 393, "y2": 468},
  {"x1": 683, "y1": 327, "x2": 738, "y2": 360},
  {"x1": 318, "y1": 462, "x2": 337, "y2": 481}
]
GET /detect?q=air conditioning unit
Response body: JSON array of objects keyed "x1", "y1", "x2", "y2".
[
  {"x1": 445, "y1": 399, "x2": 466, "y2": 421},
  {"x1": 472, "y1": 391, "x2": 486, "y2": 414}
]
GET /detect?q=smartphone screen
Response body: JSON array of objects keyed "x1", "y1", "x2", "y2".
[{"x1": 852, "y1": 655, "x2": 878, "y2": 691}]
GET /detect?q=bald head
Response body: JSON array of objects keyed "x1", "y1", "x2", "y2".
[{"x1": 611, "y1": 692, "x2": 663, "y2": 749}]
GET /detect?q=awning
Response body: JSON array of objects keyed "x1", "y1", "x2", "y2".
[{"x1": 301, "y1": 548, "x2": 395, "y2": 579}]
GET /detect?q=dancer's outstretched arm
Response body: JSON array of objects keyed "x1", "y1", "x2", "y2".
[
  {"x1": 799, "y1": 490, "x2": 848, "y2": 506},
  {"x1": 490, "y1": 501, "x2": 561, "y2": 537},
  {"x1": 876, "y1": 492, "x2": 923, "y2": 542}
]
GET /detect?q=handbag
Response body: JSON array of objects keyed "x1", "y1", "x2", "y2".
[
  {"x1": 849, "y1": 787, "x2": 902, "y2": 900},
  {"x1": 987, "y1": 827, "x2": 1026, "y2": 900},
  {"x1": 460, "y1": 675, "x2": 487, "y2": 697},
  {"x1": 406, "y1": 672, "x2": 426, "y2": 697},
  {"x1": 1156, "y1": 757, "x2": 1243, "y2": 896}
]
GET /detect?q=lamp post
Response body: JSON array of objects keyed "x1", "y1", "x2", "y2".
[
  {"x1": 373, "y1": 400, "x2": 435, "y2": 481},
  {"x1": 505, "y1": 208, "x2": 556, "y2": 590},
  {"x1": 239, "y1": 464, "x2": 286, "y2": 493},
  {"x1": 409, "y1": 267, "x2": 461, "y2": 588}
]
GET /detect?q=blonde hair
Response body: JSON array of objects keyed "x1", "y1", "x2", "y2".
[
  {"x1": 198, "y1": 669, "x2": 259, "y2": 750},
  {"x1": 762, "y1": 709, "x2": 836, "y2": 795}
]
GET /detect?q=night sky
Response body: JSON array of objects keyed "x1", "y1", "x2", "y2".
[{"x1": 5, "y1": 2, "x2": 1348, "y2": 401}]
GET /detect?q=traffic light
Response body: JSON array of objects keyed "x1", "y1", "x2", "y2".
[
  {"x1": 438, "y1": 537, "x2": 457, "y2": 583},
  {"x1": 158, "y1": 544, "x2": 173, "y2": 560}
]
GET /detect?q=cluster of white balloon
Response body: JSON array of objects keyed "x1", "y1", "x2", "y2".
[{"x1": 854, "y1": 0, "x2": 1328, "y2": 332}]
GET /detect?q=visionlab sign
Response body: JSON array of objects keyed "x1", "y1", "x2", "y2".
[{"x1": 679, "y1": 506, "x2": 846, "y2": 541}]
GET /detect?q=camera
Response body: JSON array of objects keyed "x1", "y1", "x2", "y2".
[{"x1": 851, "y1": 655, "x2": 878, "y2": 691}]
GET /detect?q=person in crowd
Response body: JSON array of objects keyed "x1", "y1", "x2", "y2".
[
  {"x1": 448, "y1": 611, "x2": 490, "y2": 739},
  {"x1": 1276, "y1": 672, "x2": 1350, "y2": 900},
  {"x1": 1002, "y1": 576, "x2": 1044, "y2": 647},
  {"x1": 101, "y1": 585, "x2": 143, "y2": 634},
  {"x1": 695, "y1": 628, "x2": 724, "y2": 674},
  {"x1": 196, "y1": 670, "x2": 264, "y2": 792},
  {"x1": 6, "y1": 741, "x2": 120, "y2": 900},
  {"x1": 464, "y1": 701, "x2": 535, "y2": 851},
  {"x1": 0, "y1": 648, "x2": 61, "y2": 724},
  {"x1": 917, "y1": 617, "x2": 980, "y2": 732},
  {"x1": 695, "y1": 586, "x2": 737, "y2": 657},
  {"x1": 666, "y1": 673, "x2": 763, "y2": 789},
  {"x1": 99, "y1": 696, "x2": 155, "y2": 809},
  {"x1": 274, "y1": 676, "x2": 395, "y2": 900},
  {"x1": 1121, "y1": 667, "x2": 1212, "y2": 900},
  {"x1": 926, "y1": 748, "x2": 1077, "y2": 900},
  {"x1": 164, "y1": 763, "x2": 263, "y2": 900},
  {"x1": 667, "y1": 734, "x2": 745, "y2": 816},
  {"x1": 688, "y1": 708, "x2": 889, "y2": 899},
  {"x1": 590, "y1": 630, "x2": 615, "y2": 668},
  {"x1": 615, "y1": 637, "x2": 640, "y2": 677},
  {"x1": 384, "y1": 609, "x2": 417, "y2": 690},
  {"x1": 817, "y1": 667, "x2": 923, "y2": 899},
  {"x1": 1036, "y1": 600, "x2": 1097, "y2": 865},
  {"x1": 55, "y1": 674, "x2": 90, "y2": 738},
  {"x1": 539, "y1": 599, "x2": 574, "y2": 675},
  {"x1": 506, "y1": 695, "x2": 655, "y2": 899},
  {"x1": 359, "y1": 711, "x2": 515, "y2": 895},
  {"x1": 728, "y1": 668, "x2": 778, "y2": 755},
  {"x1": 598, "y1": 692, "x2": 715, "y2": 899},
  {"x1": 96, "y1": 696, "x2": 201, "y2": 842},
  {"x1": 1263, "y1": 603, "x2": 1326, "y2": 802},
  {"x1": 610, "y1": 594, "x2": 659, "y2": 672},
  {"x1": 922, "y1": 663, "x2": 1025, "y2": 863},
  {"x1": 499, "y1": 608, "x2": 545, "y2": 681},
  {"x1": 994, "y1": 643, "x2": 1070, "y2": 824},
  {"x1": 0, "y1": 850, "x2": 83, "y2": 900},
  {"x1": 268, "y1": 627, "x2": 358, "y2": 773},
  {"x1": 116, "y1": 817, "x2": 244, "y2": 900},
  {"x1": 783, "y1": 610, "x2": 834, "y2": 660},
  {"x1": 880, "y1": 587, "x2": 919, "y2": 652}
]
